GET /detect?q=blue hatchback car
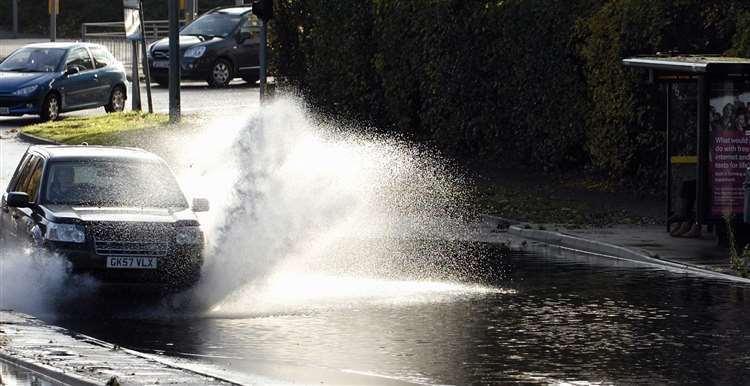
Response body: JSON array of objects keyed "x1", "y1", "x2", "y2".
[{"x1": 0, "y1": 42, "x2": 127, "y2": 121}]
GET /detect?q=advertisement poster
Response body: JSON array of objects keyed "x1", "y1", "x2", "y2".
[
  {"x1": 709, "y1": 80, "x2": 750, "y2": 216},
  {"x1": 123, "y1": 0, "x2": 141, "y2": 41}
]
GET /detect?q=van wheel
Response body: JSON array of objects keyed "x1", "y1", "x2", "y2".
[
  {"x1": 40, "y1": 93, "x2": 60, "y2": 121},
  {"x1": 207, "y1": 59, "x2": 232, "y2": 88},
  {"x1": 104, "y1": 86, "x2": 126, "y2": 113}
]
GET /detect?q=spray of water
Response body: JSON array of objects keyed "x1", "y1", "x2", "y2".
[
  {"x1": 0, "y1": 248, "x2": 98, "y2": 315},
  {"x1": 0, "y1": 96, "x2": 499, "y2": 317},
  {"x1": 153, "y1": 97, "x2": 496, "y2": 313}
]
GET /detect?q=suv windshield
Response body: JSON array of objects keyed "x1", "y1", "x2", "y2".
[
  {"x1": 43, "y1": 160, "x2": 188, "y2": 208},
  {"x1": 181, "y1": 14, "x2": 241, "y2": 38},
  {"x1": 0, "y1": 47, "x2": 66, "y2": 72}
]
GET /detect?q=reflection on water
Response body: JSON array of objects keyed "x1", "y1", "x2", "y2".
[{"x1": 48, "y1": 242, "x2": 750, "y2": 385}]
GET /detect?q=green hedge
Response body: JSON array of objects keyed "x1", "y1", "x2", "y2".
[{"x1": 270, "y1": 0, "x2": 750, "y2": 189}]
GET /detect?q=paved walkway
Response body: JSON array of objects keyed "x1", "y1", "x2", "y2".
[{"x1": 562, "y1": 224, "x2": 733, "y2": 273}]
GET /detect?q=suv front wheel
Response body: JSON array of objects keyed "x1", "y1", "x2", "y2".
[{"x1": 207, "y1": 59, "x2": 233, "y2": 88}]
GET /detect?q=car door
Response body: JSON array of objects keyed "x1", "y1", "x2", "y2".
[
  {"x1": 89, "y1": 46, "x2": 116, "y2": 103},
  {"x1": 1, "y1": 153, "x2": 32, "y2": 244},
  {"x1": 234, "y1": 15, "x2": 260, "y2": 77},
  {"x1": 59, "y1": 47, "x2": 98, "y2": 109}
]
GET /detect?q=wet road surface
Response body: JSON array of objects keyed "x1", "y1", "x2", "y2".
[{"x1": 44, "y1": 242, "x2": 750, "y2": 385}]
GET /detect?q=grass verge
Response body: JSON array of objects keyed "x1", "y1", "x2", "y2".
[{"x1": 22, "y1": 112, "x2": 169, "y2": 145}]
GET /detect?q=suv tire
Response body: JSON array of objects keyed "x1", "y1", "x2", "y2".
[{"x1": 207, "y1": 59, "x2": 233, "y2": 88}]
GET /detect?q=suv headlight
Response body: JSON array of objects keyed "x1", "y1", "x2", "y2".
[
  {"x1": 45, "y1": 222, "x2": 86, "y2": 243},
  {"x1": 175, "y1": 226, "x2": 203, "y2": 245},
  {"x1": 184, "y1": 46, "x2": 206, "y2": 58},
  {"x1": 11, "y1": 85, "x2": 39, "y2": 96}
]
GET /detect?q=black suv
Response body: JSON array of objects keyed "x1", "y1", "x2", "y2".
[
  {"x1": 147, "y1": 6, "x2": 260, "y2": 87},
  {"x1": 0, "y1": 146, "x2": 209, "y2": 288}
]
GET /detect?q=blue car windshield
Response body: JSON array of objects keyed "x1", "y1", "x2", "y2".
[
  {"x1": 0, "y1": 47, "x2": 66, "y2": 72},
  {"x1": 181, "y1": 14, "x2": 241, "y2": 38}
]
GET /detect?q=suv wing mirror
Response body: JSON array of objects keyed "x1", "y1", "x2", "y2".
[
  {"x1": 192, "y1": 198, "x2": 210, "y2": 212},
  {"x1": 6, "y1": 192, "x2": 30, "y2": 208}
]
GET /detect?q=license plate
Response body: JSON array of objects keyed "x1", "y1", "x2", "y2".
[
  {"x1": 106, "y1": 256, "x2": 158, "y2": 269},
  {"x1": 0, "y1": 107, "x2": 9, "y2": 115},
  {"x1": 153, "y1": 60, "x2": 169, "y2": 68}
]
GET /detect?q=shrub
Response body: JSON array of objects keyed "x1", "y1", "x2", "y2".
[{"x1": 270, "y1": 0, "x2": 750, "y2": 188}]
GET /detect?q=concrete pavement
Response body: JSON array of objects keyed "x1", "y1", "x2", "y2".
[{"x1": 493, "y1": 218, "x2": 750, "y2": 283}]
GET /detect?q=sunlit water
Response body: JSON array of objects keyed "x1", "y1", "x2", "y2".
[{"x1": 51, "y1": 244, "x2": 750, "y2": 385}]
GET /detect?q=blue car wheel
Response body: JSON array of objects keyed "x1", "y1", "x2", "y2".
[{"x1": 40, "y1": 93, "x2": 60, "y2": 121}]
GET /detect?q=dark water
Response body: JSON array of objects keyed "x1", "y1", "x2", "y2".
[{"x1": 48, "y1": 242, "x2": 750, "y2": 385}]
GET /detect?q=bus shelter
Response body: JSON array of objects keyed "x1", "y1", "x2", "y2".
[{"x1": 623, "y1": 56, "x2": 750, "y2": 234}]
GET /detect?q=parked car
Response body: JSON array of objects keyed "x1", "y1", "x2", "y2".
[
  {"x1": 0, "y1": 42, "x2": 127, "y2": 121},
  {"x1": 0, "y1": 145, "x2": 209, "y2": 289},
  {"x1": 147, "y1": 5, "x2": 260, "y2": 87}
]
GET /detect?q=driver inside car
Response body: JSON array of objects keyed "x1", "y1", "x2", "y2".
[{"x1": 47, "y1": 166, "x2": 76, "y2": 203}]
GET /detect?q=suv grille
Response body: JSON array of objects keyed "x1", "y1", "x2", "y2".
[
  {"x1": 95, "y1": 240, "x2": 168, "y2": 257},
  {"x1": 90, "y1": 222, "x2": 171, "y2": 257}
]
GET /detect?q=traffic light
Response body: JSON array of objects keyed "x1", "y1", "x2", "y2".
[{"x1": 251, "y1": 0, "x2": 273, "y2": 22}]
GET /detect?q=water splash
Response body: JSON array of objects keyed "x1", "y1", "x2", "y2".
[
  {"x1": 0, "y1": 248, "x2": 98, "y2": 315},
  {"x1": 157, "y1": 97, "x2": 491, "y2": 312}
]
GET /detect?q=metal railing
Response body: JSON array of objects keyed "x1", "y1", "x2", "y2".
[
  {"x1": 81, "y1": 20, "x2": 180, "y2": 69},
  {"x1": 81, "y1": 20, "x2": 177, "y2": 41}
]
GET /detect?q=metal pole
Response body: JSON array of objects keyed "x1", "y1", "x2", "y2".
[
  {"x1": 666, "y1": 82, "x2": 672, "y2": 232},
  {"x1": 138, "y1": 0, "x2": 153, "y2": 113},
  {"x1": 12, "y1": 0, "x2": 18, "y2": 37},
  {"x1": 50, "y1": 0, "x2": 57, "y2": 42},
  {"x1": 131, "y1": 41, "x2": 142, "y2": 111},
  {"x1": 168, "y1": 0, "x2": 181, "y2": 123},
  {"x1": 259, "y1": 19, "x2": 267, "y2": 103},
  {"x1": 696, "y1": 75, "x2": 709, "y2": 224}
]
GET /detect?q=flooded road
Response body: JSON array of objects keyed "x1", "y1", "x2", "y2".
[
  {"x1": 46, "y1": 242, "x2": 750, "y2": 385},
  {"x1": 2, "y1": 99, "x2": 749, "y2": 384}
]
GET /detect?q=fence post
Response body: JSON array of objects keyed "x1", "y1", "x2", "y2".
[
  {"x1": 81, "y1": 24, "x2": 87, "y2": 41},
  {"x1": 12, "y1": 0, "x2": 18, "y2": 37},
  {"x1": 131, "y1": 41, "x2": 142, "y2": 111}
]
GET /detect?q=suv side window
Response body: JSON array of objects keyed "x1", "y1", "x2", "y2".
[
  {"x1": 17, "y1": 156, "x2": 43, "y2": 202},
  {"x1": 7, "y1": 153, "x2": 32, "y2": 192},
  {"x1": 66, "y1": 47, "x2": 94, "y2": 72},
  {"x1": 90, "y1": 47, "x2": 111, "y2": 69},
  {"x1": 25, "y1": 157, "x2": 45, "y2": 202}
]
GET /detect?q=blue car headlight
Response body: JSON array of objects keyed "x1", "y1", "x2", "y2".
[
  {"x1": 184, "y1": 46, "x2": 206, "y2": 58},
  {"x1": 11, "y1": 85, "x2": 39, "y2": 97}
]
